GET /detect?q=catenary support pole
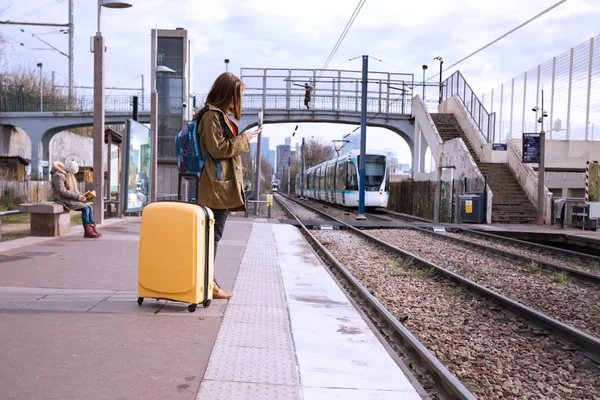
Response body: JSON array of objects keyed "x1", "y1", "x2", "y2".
[{"x1": 357, "y1": 55, "x2": 368, "y2": 220}]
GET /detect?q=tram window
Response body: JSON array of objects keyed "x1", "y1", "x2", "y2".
[
  {"x1": 365, "y1": 155, "x2": 386, "y2": 187},
  {"x1": 326, "y1": 164, "x2": 334, "y2": 188},
  {"x1": 346, "y1": 161, "x2": 358, "y2": 190},
  {"x1": 319, "y1": 167, "x2": 325, "y2": 190},
  {"x1": 336, "y1": 162, "x2": 345, "y2": 191}
]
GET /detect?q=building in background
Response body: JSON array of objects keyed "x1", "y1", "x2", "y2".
[
  {"x1": 268, "y1": 150, "x2": 276, "y2": 174},
  {"x1": 152, "y1": 28, "x2": 192, "y2": 196},
  {"x1": 276, "y1": 144, "x2": 290, "y2": 181}
]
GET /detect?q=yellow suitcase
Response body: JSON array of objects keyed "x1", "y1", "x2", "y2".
[{"x1": 137, "y1": 201, "x2": 214, "y2": 312}]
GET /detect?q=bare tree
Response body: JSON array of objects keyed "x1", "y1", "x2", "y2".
[{"x1": 303, "y1": 137, "x2": 335, "y2": 169}]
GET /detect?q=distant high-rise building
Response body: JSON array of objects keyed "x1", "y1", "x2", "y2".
[
  {"x1": 276, "y1": 144, "x2": 290, "y2": 180},
  {"x1": 268, "y1": 150, "x2": 276, "y2": 173},
  {"x1": 250, "y1": 136, "x2": 270, "y2": 161},
  {"x1": 285, "y1": 137, "x2": 292, "y2": 147}
]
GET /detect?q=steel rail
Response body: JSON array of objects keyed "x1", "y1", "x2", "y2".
[
  {"x1": 274, "y1": 194, "x2": 477, "y2": 400},
  {"x1": 278, "y1": 194, "x2": 600, "y2": 359},
  {"x1": 366, "y1": 211, "x2": 600, "y2": 285},
  {"x1": 376, "y1": 209, "x2": 600, "y2": 268}
]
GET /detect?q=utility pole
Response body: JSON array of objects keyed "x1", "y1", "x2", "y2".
[
  {"x1": 357, "y1": 55, "x2": 368, "y2": 220},
  {"x1": 68, "y1": 0, "x2": 74, "y2": 102},
  {"x1": 537, "y1": 90, "x2": 546, "y2": 225},
  {"x1": 434, "y1": 56, "x2": 443, "y2": 105},
  {"x1": 300, "y1": 137, "x2": 305, "y2": 199},
  {"x1": 37, "y1": 63, "x2": 43, "y2": 111},
  {"x1": 141, "y1": 74, "x2": 145, "y2": 111},
  {"x1": 132, "y1": 95, "x2": 138, "y2": 121},
  {"x1": 287, "y1": 151, "x2": 291, "y2": 196}
]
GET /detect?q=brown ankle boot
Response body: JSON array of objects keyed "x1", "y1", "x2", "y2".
[
  {"x1": 83, "y1": 224, "x2": 100, "y2": 239},
  {"x1": 212, "y1": 281, "x2": 232, "y2": 299},
  {"x1": 91, "y1": 224, "x2": 102, "y2": 237}
]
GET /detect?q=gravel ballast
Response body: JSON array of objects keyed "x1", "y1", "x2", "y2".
[{"x1": 313, "y1": 230, "x2": 600, "y2": 400}]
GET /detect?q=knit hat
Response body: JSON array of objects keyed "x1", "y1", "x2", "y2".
[{"x1": 65, "y1": 160, "x2": 79, "y2": 174}]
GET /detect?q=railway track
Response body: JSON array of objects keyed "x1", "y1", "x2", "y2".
[
  {"x1": 293, "y1": 199, "x2": 600, "y2": 285},
  {"x1": 376, "y1": 209, "x2": 600, "y2": 275},
  {"x1": 275, "y1": 193, "x2": 600, "y2": 400}
]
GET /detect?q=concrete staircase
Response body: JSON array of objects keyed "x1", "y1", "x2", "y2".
[
  {"x1": 431, "y1": 113, "x2": 537, "y2": 224},
  {"x1": 430, "y1": 113, "x2": 480, "y2": 162}
]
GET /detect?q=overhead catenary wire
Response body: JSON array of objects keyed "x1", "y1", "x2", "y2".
[
  {"x1": 6, "y1": 0, "x2": 66, "y2": 22},
  {"x1": 315, "y1": 0, "x2": 366, "y2": 82},
  {"x1": 426, "y1": 0, "x2": 568, "y2": 82}
]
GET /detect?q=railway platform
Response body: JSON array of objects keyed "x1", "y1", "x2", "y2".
[{"x1": 0, "y1": 216, "x2": 422, "y2": 400}]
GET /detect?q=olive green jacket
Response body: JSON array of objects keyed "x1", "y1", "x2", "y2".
[{"x1": 197, "y1": 104, "x2": 250, "y2": 211}]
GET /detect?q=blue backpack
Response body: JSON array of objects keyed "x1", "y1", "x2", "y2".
[{"x1": 175, "y1": 107, "x2": 226, "y2": 177}]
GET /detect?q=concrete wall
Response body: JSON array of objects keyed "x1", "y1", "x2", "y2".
[
  {"x1": 506, "y1": 139, "x2": 552, "y2": 223},
  {"x1": 49, "y1": 131, "x2": 94, "y2": 167},
  {"x1": 438, "y1": 138, "x2": 493, "y2": 224},
  {"x1": 510, "y1": 139, "x2": 600, "y2": 169},
  {"x1": 441, "y1": 97, "x2": 507, "y2": 163},
  {"x1": 0, "y1": 126, "x2": 31, "y2": 159},
  {"x1": 413, "y1": 96, "x2": 492, "y2": 223}
]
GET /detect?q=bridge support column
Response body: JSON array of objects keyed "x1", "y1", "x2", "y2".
[{"x1": 30, "y1": 138, "x2": 42, "y2": 178}]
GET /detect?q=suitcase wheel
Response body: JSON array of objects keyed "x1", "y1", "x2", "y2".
[
  {"x1": 203, "y1": 300, "x2": 211, "y2": 308},
  {"x1": 187, "y1": 304, "x2": 197, "y2": 313},
  {"x1": 137, "y1": 297, "x2": 144, "y2": 306}
]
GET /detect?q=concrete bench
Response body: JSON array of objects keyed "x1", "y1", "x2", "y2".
[{"x1": 19, "y1": 202, "x2": 71, "y2": 237}]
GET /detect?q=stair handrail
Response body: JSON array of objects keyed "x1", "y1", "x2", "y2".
[{"x1": 442, "y1": 71, "x2": 496, "y2": 144}]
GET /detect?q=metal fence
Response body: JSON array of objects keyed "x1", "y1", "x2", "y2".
[
  {"x1": 480, "y1": 35, "x2": 600, "y2": 143},
  {"x1": 0, "y1": 93, "x2": 153, "y2": 113},
  {"x1": 240, "y1": 68, "x2": 415, "y2": 116},
  {"x1": 442, "y1": 70, "x2": 497, "y2": 143}
]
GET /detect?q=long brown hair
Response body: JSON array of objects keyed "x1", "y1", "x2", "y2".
[{"x1": 195, "y1": 72, "x2": 245, "y2": 121}]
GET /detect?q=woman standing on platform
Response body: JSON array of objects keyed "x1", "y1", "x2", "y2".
[{"x1": 194, "y1": 72, "x2": 261, "y2": 299}]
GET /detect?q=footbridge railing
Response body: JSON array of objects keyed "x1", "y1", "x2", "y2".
[
  {"x1": 442, "y1": 70, "x2": 497, "y2": 143},
  {"x1": 240, "y1": 68, "x2": 415, "y2": 116}
]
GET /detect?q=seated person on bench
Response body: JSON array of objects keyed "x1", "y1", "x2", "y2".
[{"x1": 51, "y1": 160, "x2": 101, "y2": 239}]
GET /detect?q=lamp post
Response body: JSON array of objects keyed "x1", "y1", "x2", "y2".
[
  {"x1": 92, "y1": 0, "x2": 132, "y2": 224},
  {"x1": 421, "y1": 64, "x2": 427, "y2": 100},
  {"x1": 434, "y1": 56, "x2": 443, "y2": 105},
  {"x1": 149, "y1": 31, "x2": 176, "y2": 203},
  {"x1": 37, "y1": 63, "x2": 43, "y2": 111},
  {"x1": 224, "y1": 59, "x2": 230, "y2": 72},
  {"x1": 532, "y1": 90, "x2": 548, "y2": 225}
]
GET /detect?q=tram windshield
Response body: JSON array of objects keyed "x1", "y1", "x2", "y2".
[{"x1": 364, "y1": 155, "x2": 386, "y2": 188}]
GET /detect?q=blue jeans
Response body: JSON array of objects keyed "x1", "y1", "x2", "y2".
[{"x1": 81, "y1": 206, "x2": 95, "y2": 225}]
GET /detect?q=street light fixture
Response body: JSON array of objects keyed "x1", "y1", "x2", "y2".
[
  {"x1": 224, "y1": 59, "x2": 230, "y2": 72},
  {"x1": 532, "y1": 90, "x2": 548, "y2": 225},
  {"x1": 421, "y1": 64, "x2": 428, "y2": 100},
  {"x1": 434, "y1": 56, "x2": 443, "y2": 105},
  {"x1": 92, "y1": 0, "x2": 132, "y2": 224},
  {"x1": 36, "y1": 63, "x2": 43, "y2": 111}
]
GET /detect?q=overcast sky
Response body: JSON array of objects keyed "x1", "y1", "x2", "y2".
[{"x1": 1, "y1": 0, "x2": 599, "y2": 163}]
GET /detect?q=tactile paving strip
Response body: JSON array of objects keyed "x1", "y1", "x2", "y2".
[
  {"x1": 227, "y1": 287, "x2": 286, "y2": 308},
  {"x1": 203, "y1": 345, "x2": 299, "y2": 386},
  {"x1": 235, "y1": 266, "x2": 282, "y2": 283},
  {"x1": 223, "y1": 305, "x2": 289, "y2": 328},
  {"x1": 198, "y1": 381, "x2": 301, "y2": 400},
  {"x1": 215, "y1": 320, "x2": 293, "y2": 350},
  {"x1": 232, "y1": 276, "x2": 285, "y2": 294},
  {"x1": 197, "y1": 224, "x2": 301, "y2": 398}
]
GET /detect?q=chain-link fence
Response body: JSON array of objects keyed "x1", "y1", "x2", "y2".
[{"x1": 480, "y1": 35, "x2": 600, "y2": 143}]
